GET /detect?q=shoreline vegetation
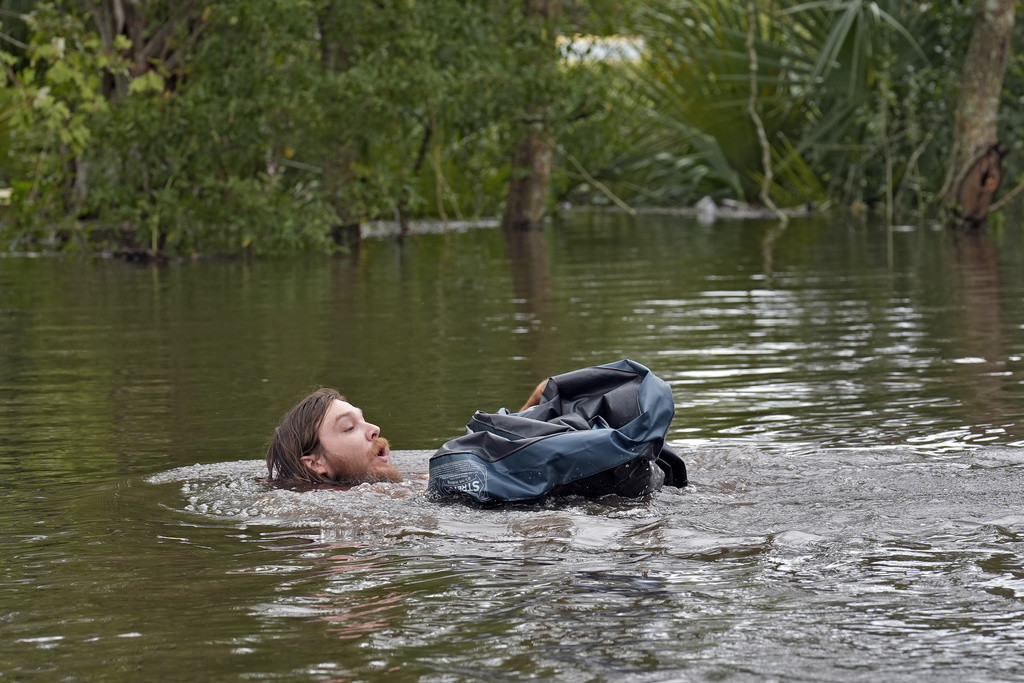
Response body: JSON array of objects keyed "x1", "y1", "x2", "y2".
[
  {"x1": 1, "y1": 2, "x2": 1021, "y2": 257},
  {"x1": 0, "y1": 198, "x2": 824, "y2": 264},
  {"x1": 0, "y1": 199, "x2": 829, "y2": 265}
]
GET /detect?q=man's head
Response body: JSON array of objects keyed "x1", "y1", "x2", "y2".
[{"x1": 266, "y1": 388, "x2": 403, "y2": 487}]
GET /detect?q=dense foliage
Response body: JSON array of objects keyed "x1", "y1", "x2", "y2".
[
  {"x1": 619, "y1": 0, "x2": 1024, "y2": 220},
  {"x1": 0, "y1": 0, "x2": 1021, "y2": 254}
]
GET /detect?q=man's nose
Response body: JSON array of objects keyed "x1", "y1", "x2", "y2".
[{"x1": 367, "y1": 422, "x2": 380, "y2": 440}]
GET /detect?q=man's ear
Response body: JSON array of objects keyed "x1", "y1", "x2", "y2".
[{"x1": 300, "y1": 454, "x2": 329, "y2": 477}]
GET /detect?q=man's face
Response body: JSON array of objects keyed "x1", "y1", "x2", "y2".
[{"x1": 302, "y1": 399, "x2": 402, "y2": 483}]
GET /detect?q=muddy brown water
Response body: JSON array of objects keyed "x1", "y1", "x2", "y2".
[{"x1": 3, "y1": 212, "x2": 1024, "y2": 679}]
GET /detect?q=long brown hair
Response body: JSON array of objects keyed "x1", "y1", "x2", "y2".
[{"x1": 265, "y1": 388, "x2": 342, "y2": 486}]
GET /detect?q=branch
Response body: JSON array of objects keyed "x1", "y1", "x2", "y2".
[
  {"x1": 892, "y1": 131, "x2": 934, "y2": 212},
  {"x1": 746, "y1": 0, "x2": 787, "y2": 224},
  {"x1": 138, "y1": 2, "x2": 200, "y2": 63},
  {"x1": 989, "y1": 178, "x2": 1024, "y2": 213},
  {"x1": 0, "y1": 31, "x2": 29, "y2": 51},
  {"x1": 555, "y1": 143, "x2": 635, "y2": 216}
]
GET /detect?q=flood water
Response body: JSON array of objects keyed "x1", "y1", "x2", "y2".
[{"x1": 2, "y1": 212, "x2": 1024, "y2": 680}]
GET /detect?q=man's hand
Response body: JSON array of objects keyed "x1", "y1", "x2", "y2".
[{"x1": 519, "y1": 379, "x2": 548, "y2": 412}]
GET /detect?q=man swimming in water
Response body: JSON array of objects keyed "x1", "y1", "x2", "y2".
[
  {"x1": 265, "y1": 388, "x2": 400, "y2": 487},
  {"x1": 266, "y1": 383, "x2": 547, "y2": 487}
]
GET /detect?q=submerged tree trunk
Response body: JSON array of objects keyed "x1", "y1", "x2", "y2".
[
  {"x1": 941, "y1": 0, "x2": 1016, "y2": 229},
  {"x1": 500, "y1": 0, "x2": 561, "y2": 232},
  {"x1": 501, "y1": 128, "x2": 554, "y2": 231}
]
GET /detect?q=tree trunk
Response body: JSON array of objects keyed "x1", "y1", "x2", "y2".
[
  {"x1": 500, "y1": 0, "x2": 561, "y2": 232},
  {"x1": 941, "y1": 0, "x2": 1016, "y2": 229},
  {"x1": 317, "y1": 9, "x2": 361, "y2": 247},
  {"x1": 501, "y1": 130, "x2": 554, "y2": 231}
]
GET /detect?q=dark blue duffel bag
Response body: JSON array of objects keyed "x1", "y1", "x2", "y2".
[{"x1": 428, "y1": 359, "x2": 687, "y2": 504}]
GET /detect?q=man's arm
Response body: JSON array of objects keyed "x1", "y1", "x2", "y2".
[{"x1": 519, "y1": 379, "x2": 548, "y2": 412}]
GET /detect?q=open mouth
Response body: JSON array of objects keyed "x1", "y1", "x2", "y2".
[{"x1": 374, "y1": 440, "x2": 390, "y2": 463}]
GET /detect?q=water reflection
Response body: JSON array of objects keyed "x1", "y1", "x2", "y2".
[
  {"x1": 504, "y1": 228, "x2": 557, "y2": 376},
  {"x1": 3, "y1": 216, "x2": 1023, "y2": 455},
  {"x1": 949, "y1": 231, "x2": 1015, "y2": 440},
  {"x1": 301, "y1": 545, "x2": 407, "y2": 643},
  {"x1": 759, "y1": 220, "x2": 788, "y2": 279}
]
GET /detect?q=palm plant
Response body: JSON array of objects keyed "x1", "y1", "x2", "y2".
[
  {"x1": 612, "y1": 0, "x2": 971, "y2": 216},
  {"x1": 783, "y1": 0, "x2": 967, "y2": 214},
  {"x1": 624, "y1": 0, "x2": 807, "y2": 203}
]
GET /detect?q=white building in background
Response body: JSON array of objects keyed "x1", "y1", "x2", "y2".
[{"x1": 559, "y1": 35, "x2": 644, "y2": 63}]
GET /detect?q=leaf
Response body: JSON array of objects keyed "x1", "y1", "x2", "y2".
[{"x1": 128, "y1": 71, "x2": 165, "y2": 96}]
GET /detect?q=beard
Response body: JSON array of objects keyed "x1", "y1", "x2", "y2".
[{"x1": 333, "y1": 437, "x2": 403, "y2": 484}]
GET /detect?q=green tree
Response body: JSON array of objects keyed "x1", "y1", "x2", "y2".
[
  {"x1": 80, "y1": 0, "x2": 339, "y2": 254},
  {"x1": 1, "y1": 0, "x2": 644, "y2": 254},
  {"x1": 310, "y1": 1, "x2": 513, "y2": 233},
  {"x1": 0, "y1": 2, "x2": 126, "y2": 247}
]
